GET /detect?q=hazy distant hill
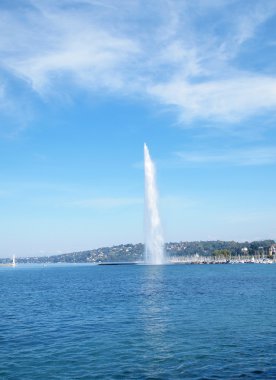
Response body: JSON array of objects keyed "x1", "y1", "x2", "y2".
[{"x1": 4, "y1": 239, "x2": 274, "y2": 264}]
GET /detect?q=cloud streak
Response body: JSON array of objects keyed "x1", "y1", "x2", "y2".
[
  {"x1": 1, "y1": 0, "x2": 276, "y2": 123},
  {"x1": 176, "y1": 146, "x2": 276, "y2": 166},
  {"x1": 1, "y1": 3, "x2": 139, "y2": 94},
  {"x1": 70, "y1": 197, "x2": 143, "y2": 209},
  {"x1": 149, "y1": 75, "x2": 276, "y2": 122}
]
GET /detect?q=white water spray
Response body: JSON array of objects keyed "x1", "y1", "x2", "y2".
[{"x1": 144, "y1": 143, "x2": 165, "y2": 265}]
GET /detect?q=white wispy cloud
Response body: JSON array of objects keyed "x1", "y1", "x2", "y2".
[
  {"x1": 70, "y1": 197, "x2": 143, "y2": 209},
  {"x1": 176, "y1": 146, "x2": 276, "y2": 166},
  {"x1": 1, "y1": 0, "x2": 276, "y2": 123},
  {"x1": 1, "y1": 3, "x2": 139, "y2": 94},
  {"x1": 69, "y1": 195, "x2": 198, "y2": 210},
  {"x1": 148, "y1": 75, "x2": 276, "y2": 122}
]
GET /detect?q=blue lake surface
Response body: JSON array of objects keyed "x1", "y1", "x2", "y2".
[{"x1": 0, "y1": 264, "x2": 275, "y2": 379}]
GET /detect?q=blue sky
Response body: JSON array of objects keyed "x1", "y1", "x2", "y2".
[{"x1": 1, "y1": 0, "x2": 276, "y2": 257}]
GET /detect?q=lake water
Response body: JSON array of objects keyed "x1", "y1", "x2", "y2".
[{"x1": 0, "y1": 264, "x2": 275, "y2": 379}]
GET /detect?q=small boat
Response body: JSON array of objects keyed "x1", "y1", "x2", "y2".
[{"x1": 0, "y1": 255, "x2": 16, "y2": 267}]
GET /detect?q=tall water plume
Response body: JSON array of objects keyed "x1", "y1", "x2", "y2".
[{"x1": 144, "y1": 143, "x2": 165, "y2": 265}]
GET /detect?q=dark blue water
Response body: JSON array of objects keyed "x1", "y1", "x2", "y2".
[{"x1": 0, "y1": 264, "x2": 275, "y2": 379}]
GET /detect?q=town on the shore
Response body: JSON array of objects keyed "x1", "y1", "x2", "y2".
[{"x1": 2, "y1": 240, "x2": 276, "y2": 265}]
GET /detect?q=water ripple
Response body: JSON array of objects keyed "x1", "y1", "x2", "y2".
[{"x1": 0, "y1": 264, "x2": 275, "y2": 379}]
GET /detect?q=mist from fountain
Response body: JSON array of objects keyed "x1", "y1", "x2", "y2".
[{"x1": 144, "y1": 143, "x2": 165, "y2": 265}]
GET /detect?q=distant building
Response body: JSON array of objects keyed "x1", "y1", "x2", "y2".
[
  {"x1": 241, "y1": 247, "x2": 248, "y2": 254},
  {"x1": 268, "y1": 244, "x2": 276, "y2": 257}
]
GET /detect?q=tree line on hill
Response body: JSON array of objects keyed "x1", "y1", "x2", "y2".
[{"x1": 2, "y1": 239, "x2": 274, "y2": 264}]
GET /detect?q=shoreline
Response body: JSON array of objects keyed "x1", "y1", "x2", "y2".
[
  {"x1": 1, "y1": 260, "x2": 274, "y2": 266},
  {"x1": 169, "y1": 257, "x2": 275, "y2": 265}
]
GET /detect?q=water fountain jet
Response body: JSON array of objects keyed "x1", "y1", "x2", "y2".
[{"x1": 144, "y1": 143, "x2": 165, "y2": 265}]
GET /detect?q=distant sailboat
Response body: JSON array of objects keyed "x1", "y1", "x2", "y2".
[{"x1": 0, "y1": 255, "x2": 16, "y2": 267}]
